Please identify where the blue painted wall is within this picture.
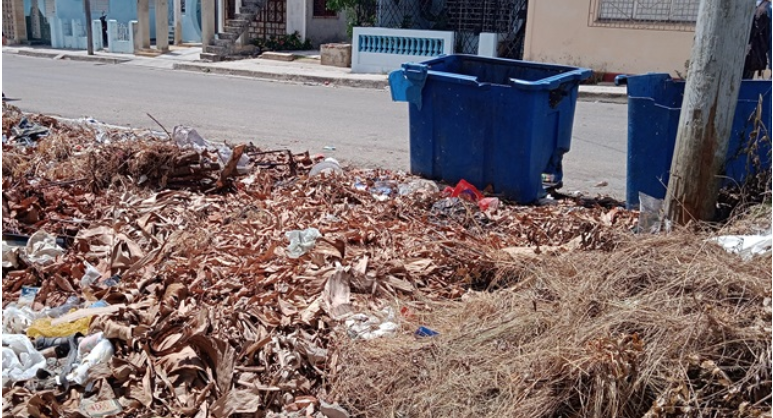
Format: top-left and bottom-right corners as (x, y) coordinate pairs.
(46, 0), (200, 45)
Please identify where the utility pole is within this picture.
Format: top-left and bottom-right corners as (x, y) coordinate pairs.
(84, 0), (94, 55)
(664, 0), (756, 225)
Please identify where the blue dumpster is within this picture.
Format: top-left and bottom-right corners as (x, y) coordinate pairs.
(617, 73), (772, 209)
(389, 55), (592, 204)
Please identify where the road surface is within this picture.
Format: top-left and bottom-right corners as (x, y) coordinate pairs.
(2, 54), (628, 198)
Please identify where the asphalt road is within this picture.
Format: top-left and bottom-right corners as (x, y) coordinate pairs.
(2, 54), (628, 198)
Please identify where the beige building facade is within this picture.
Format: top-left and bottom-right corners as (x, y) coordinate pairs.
(523, 0), (699, 77)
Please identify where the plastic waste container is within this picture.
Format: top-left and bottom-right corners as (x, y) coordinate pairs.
(616, 73), (772, 209)
(389, 55), (592, 204)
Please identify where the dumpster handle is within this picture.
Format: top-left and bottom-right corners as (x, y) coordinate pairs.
(509, 68), (593, 90)
(389, 63), (430, 109)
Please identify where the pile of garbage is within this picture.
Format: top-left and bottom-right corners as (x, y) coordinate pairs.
(333, 230), (771, 418)
(2, 104), (640, 417)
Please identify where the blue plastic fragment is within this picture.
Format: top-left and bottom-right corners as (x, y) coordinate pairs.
(415, 326), (439, 337)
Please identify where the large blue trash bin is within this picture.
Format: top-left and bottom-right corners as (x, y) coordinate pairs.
(617, 73), (772, 209)
(389, 55), (592, 204)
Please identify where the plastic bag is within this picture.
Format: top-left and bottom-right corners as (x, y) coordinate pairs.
(285, 228), (323, 259)
(66, 338), (114, 386)
(444, 179), (484, 202)
(80, 261), (102, 289)
(2, 334), (46, 384)
(398, 179), (439, 196)
(46, 296), (80, 318)
(638, 192), (669, 233)
(309, 158), (343, 177)
(478, 197), (500, 212)
(371, 180), (396, 201)
(345, 308), (399, 340)
(25, 230), (65, 266)
(172, 126), (250, 175)
(711, 233), (773, 261)
(3, 306), (39, 334)
(27, 316), (91, 339)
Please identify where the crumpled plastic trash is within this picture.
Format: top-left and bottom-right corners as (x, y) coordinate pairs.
(443, 179), (484, 202)
(441, 180), (500, 212)
(172, 126), (250, 175)
(2, 334), (47, 385)
(25, 230), (65, 266)
(3, 305), (41, 334)
(65, 338), (114, 386)
(415, 326), (439, 338)
(371, 180), (396, 202)
(285, 228), (323, 259)
(637, 192), (670, 233)
(345, 308), (399, 340)
(10, 117), (49, 146)
(711, 232), (772, 261)
(79, 261), (102, 289)
(18, 286), (40, 307)
(398, 179), (439, 196)
(309, 158), (343, 177)
(2, 240), (24, 269)
(478, 197), (500, 212)
(27, 315), (92, 339)
(45, 296), (80, 318)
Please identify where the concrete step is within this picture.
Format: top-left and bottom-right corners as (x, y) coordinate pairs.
(205, 44), (228, 55)
(227, 19), (250, 27)
(235, 11), (257, 20)
(199, 52), (222, 62)
(213, 38), (232, 47)
(260, 51), (295, 62)
(223, 26), (246, 35)
(218, 31), (240, 40)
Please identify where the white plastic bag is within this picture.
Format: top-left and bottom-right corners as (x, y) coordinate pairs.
(66, 338), (114, 386)
(345, 308), (398, 340)
(711, 232), (773, 261)
(285, 228), (322, 259)
(172, 126), (250, 174)
(2, 334), (46, 384)
(80, 261), (102, 289)
(25, 230), (65, 265)
(3, 306), (39, 334)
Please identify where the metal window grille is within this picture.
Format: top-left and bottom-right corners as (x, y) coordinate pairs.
(374, 0), (528, 58)
(117, 22), (130, 41)
(2, 1), (15, 38)
(313, 0), (337, 17)
(249, 0), (286, 39)
(589, 0), (699, 31)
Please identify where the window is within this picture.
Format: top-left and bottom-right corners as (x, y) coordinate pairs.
(597, 0), (699, 22)
(590, 0), (699, 31)
(313, 0), (336, 17)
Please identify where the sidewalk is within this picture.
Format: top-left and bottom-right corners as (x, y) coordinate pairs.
(2, 45), (628, 101)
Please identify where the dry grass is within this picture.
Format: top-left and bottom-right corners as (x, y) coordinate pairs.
(331, 230), (772, 418)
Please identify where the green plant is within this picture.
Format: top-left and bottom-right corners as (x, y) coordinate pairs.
(326, 0), (377, 38)
(250, 31), (312, 52)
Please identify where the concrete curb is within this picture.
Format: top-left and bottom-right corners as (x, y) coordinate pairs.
(12, 48), (130, 64)
(174, 62), (627, 101)
(578, 88), (628, 104)
(172, 62), (389, 89)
